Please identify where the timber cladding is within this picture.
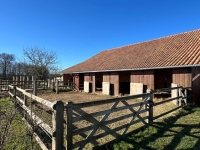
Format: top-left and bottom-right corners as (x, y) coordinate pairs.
(102, 72), (119, 96)
(84, 74), (89, 82)
(172, 68), (191, 87)
(103, 72), (109, 82)
(92, 74), (96, 93)
(83, 73), (95, 93)
(63, 74), (73, 83)
(74, 75), (79, 91)
(130, 70), (154, 90)
(110, 72), (119, 96)
(192, 67), (200, 104)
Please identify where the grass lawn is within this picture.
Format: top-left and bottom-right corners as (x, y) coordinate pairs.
(108, 106), (200, 150)
(0, 97), (41, 150)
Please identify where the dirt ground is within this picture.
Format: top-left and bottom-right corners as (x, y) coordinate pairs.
(37, 90), (115, 103)
(0, 92), (9, 99)
(37, 90), (177, 119)
(37, 90), (172, 104)
(37, 90), (175, 114)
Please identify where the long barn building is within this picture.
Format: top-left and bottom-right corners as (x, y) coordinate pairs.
(61, 29), (200, 104)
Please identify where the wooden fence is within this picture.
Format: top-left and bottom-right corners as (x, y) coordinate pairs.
(8, 85), (64, 150)
(0, 79), (9, 91)
(54, 80), (74, 94)
(7, 85), (192, 150)
(0, 79), (48, 91)
(0, 79), (73, 94)
(55, 80), (73, 89)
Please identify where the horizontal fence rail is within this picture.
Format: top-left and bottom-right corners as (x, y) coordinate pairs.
(8, 85), (64, 150)
(152, 86), (192, 120)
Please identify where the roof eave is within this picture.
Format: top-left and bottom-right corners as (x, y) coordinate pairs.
(62, 64), (200, 74)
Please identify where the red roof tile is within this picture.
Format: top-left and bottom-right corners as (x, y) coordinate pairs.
(61, 29), (200, 74)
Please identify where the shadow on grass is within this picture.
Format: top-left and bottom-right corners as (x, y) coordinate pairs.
(106, 106), (200, 150)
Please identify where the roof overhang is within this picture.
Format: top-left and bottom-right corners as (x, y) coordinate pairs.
(61, 64), (200, 75)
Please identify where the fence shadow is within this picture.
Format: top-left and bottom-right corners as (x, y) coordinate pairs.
(105, 106), (200, 150)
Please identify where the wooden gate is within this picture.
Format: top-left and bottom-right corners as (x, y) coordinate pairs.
(66, 93), (153, 149)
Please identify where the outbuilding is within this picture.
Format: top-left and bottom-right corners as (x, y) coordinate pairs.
(61, 29), (200, 104)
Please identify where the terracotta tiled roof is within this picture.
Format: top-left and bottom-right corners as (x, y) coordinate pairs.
(61, 29), (200, 74)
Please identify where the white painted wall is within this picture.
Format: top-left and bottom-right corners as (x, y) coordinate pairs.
(84, 81), (90, 93)
(102, 82), (110, 95)
(130, 83), (143, 95)
(171, 83), (178, 105)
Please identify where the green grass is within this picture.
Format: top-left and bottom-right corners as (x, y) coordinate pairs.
(108, 106), (200, 150)
(0, 98), (42, 150)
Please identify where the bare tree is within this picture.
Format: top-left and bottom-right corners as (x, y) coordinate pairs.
(23, 46), (60, 80)
(0, 53), (15, 79)
(12, 62), (34, 77)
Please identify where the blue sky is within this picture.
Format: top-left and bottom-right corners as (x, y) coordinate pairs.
(0, 0), (200, 70)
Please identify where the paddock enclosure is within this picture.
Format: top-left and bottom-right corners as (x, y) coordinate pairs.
(1, 78), (191, 150)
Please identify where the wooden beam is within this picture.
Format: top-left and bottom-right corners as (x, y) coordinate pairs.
(66, 102), (73, 150)
(16, 87), (54, 109)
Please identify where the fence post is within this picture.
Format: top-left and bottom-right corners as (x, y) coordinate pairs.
(8, 85), (11, 99)
(16, 76), (19, 86)
(178, 86), (182, 106)
(52, 100), (64, 150)
(6, 80), (8, 91)
(72, 77), (74, 90)
(0, 78), (2, 92)
(66, 102), (73, 150)
(24, 90), (27, 106)
(24, 90), (28, 119)
(56, 80), (58, 94)
(52, 80), (55, 90)
(47, 79), (51, 89)
(146, 89), (153, 125)
(184, 88), (188, 105)
(23, 76), (25, 89)
(20, 76), (22, 89)
(13, 76), (15, 85)
(13, 86), (17, 107)
(33, 80), (37, 96)
(43, 80), (45, 89)
(32, 76), (34, 89)
(67, 79), (69, 89)
(27, 76), (29, 89)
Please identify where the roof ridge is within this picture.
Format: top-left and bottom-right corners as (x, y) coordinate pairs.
(103, 28), (200, 51)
